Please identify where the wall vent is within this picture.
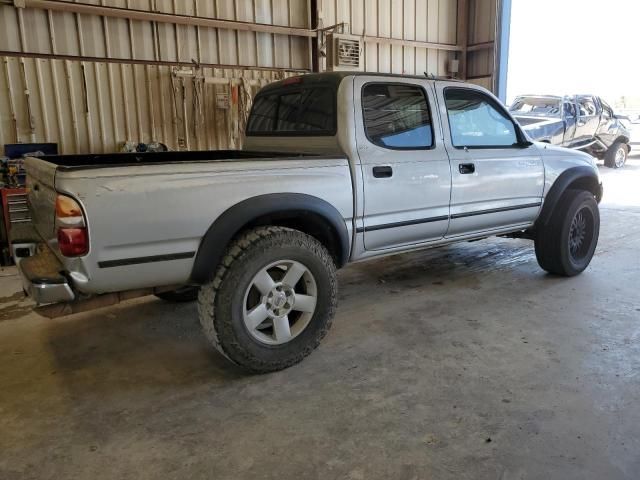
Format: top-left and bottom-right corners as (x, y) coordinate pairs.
(326, 33), (363, 71)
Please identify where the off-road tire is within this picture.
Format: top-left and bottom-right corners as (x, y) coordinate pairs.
(155, 286), (199, 302)
(604, 141), (628, 168)
(198, 226), (338, 373)
(534, 189), (599, 276)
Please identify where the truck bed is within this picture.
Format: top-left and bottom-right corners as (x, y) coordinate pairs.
(38, 150), (343, 171)
(22, 150), (353, 296)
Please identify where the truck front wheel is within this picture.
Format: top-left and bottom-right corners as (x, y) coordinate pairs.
(198, 226), (337, 373)
(534, 190), (600, 276)
(604, 141), (628, 168)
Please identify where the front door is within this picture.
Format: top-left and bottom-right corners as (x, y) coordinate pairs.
(354, 77), (452, 251)
(434, 84), (545, 237)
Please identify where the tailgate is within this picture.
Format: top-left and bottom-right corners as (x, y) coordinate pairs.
(24, 156), (58, 241)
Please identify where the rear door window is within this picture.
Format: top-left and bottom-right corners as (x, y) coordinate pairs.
(247, 87), (336, 135)
(362, 83), (434, 149)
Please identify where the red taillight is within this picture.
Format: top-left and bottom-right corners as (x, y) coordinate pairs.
(58, 227), (89, 257)
(55, 194), (88, 257)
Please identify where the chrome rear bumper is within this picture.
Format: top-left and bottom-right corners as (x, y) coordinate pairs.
(23, 274), (75, 304)
(11, 226), (76, 305)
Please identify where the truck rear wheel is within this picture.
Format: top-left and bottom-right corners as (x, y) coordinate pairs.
(604, 141), (628, 168)
(534, 189), (599, 276)
(198, 226), (337, 373)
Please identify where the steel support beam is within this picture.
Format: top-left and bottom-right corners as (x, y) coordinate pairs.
(495, 0), (512, 101)
(0, 50), (310, 73)
(456, 0), (469, 79)
(361, 35), (462, 52)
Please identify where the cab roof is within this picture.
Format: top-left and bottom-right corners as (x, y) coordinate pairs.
(259, 71), (464, 94)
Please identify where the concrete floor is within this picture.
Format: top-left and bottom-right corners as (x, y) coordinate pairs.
(1, 155), (640, 480)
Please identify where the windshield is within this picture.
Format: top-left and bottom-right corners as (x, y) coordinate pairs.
(509, 97), (562, 117)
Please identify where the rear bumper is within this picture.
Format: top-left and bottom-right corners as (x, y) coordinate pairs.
(10, 226), (76, 305)
(25, 274), (75, 305)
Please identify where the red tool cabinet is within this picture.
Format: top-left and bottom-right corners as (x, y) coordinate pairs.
(1, 187), (30, 250)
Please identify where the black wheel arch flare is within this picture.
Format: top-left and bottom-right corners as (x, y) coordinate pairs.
(190, 193), (351, 284)
(536, 166), (603, 229)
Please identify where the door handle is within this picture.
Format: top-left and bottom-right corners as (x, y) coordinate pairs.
(373, 166), (393, 178)
(458, 163), (475, 174)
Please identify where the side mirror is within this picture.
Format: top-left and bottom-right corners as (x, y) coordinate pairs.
(515, 139), (533, 148)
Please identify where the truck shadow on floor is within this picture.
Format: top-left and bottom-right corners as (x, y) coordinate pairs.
(41, 297), (248, 387)
(32, 238), (556, 395)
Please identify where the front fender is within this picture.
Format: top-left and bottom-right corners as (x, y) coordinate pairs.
(536, 166), (602, 229)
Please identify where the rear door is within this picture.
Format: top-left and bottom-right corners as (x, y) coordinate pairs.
(574, 95), (601, 146)
(434, 84), (544, 237)
(595, 99), (617, 147)
(354, 77), (451, 250)
(561, 99), (578, 146)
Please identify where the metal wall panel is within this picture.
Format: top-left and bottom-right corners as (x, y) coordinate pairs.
(0, 1), (312, 69)
(318, 0), (458, 75)
(0, 55), (293, 153)
(0, 1), (309, 153)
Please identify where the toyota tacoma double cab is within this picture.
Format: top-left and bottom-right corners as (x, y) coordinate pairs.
(13, 73), (603, 372)
(510, 94), (631, 168)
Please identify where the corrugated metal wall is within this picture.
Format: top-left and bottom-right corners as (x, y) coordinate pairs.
(0, 0), (499, 154)
(318, 0), (457, 75)
(0, 1), (312, 69)
(0, 0), (311, 153)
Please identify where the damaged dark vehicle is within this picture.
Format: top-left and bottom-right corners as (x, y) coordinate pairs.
(510, 95), (631, 168)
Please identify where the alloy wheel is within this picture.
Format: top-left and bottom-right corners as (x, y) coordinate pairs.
(242, 260), (317, 345)
(568, 207), (594, 262)
(614, 147), (627, 168)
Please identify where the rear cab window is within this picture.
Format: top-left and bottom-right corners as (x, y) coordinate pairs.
(247, 84), (336, 136)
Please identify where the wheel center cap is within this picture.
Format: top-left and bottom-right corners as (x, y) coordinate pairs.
(273, 292), (287, 308)
(266, 285), (295, 317)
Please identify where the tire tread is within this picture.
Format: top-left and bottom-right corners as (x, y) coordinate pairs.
(535, 189), (599, 276)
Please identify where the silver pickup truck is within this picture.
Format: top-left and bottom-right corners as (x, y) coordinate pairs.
(13, 72), (603, 372)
